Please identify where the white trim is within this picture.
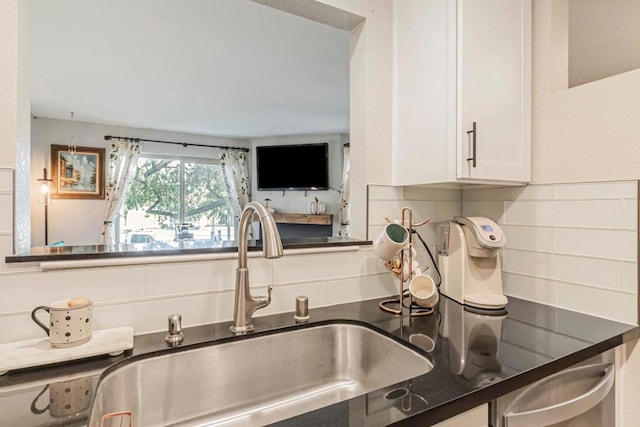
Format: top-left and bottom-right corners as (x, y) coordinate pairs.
(38, 245), (362, 270)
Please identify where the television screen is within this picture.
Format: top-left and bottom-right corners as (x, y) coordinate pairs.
(256, 143), (329, 191)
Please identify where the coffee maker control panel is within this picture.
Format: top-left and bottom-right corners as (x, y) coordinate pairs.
(454, 217), (506, 249)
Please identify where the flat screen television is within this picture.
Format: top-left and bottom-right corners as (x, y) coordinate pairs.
(256, 143), (329, 191)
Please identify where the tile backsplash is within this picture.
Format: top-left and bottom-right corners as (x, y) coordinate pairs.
(463, 181), (638, 325)
(0, 168), (13, 271)
(0, 247), (398, 344)
(367, 185), (463, 285)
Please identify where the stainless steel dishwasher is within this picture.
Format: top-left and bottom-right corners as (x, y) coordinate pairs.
(493, 349), (615, 427)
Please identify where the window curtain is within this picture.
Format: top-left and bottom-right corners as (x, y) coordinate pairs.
(102, 140), (141, 244)
(220, 148), (251, 223)
(338, 144), (350, 237)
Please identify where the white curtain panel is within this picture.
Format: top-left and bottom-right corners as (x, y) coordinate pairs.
(338, 145), (350, 237)
(102, 140), (141, 244)
(220, 149), (251, 221)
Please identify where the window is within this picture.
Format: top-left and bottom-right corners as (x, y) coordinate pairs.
(117, 155), (235, 246)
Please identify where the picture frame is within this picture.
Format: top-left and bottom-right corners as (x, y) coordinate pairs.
(51, 144), (105, 199)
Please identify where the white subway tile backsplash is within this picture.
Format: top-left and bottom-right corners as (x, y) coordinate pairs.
(553, 181), (637, 200)
(433, 201), (463, 222)
(463, 185), (553, 202)
(213, 291), (235, 322)
(403, 187), (462, 202)
(323, 274), (396, 306)
(503, 273), (557, 306)
(548, 254), (621, 291)
(623, 200), (637, 230)
(622, 262), (637, 294)
(500, 225), (555, 252)
(503, 250), (621, 291)
(401, 200), (437, 224)
(273, 250), (369, 284)
(0, 313), (43, 343)
(555, 229), (636, 261)
(503, 200), (623, 228)
(93, 293), (217, 332)
(258, 282), (324, 317)
(145, 258), (270, 297)
(556, 283), (636, 325)
(503, 250), (553, 278)
(0, 169), (12, 192)
(0, 195), (12, 233)
(369, 200), (417, 225)
(368, 185), (404, 200)
(0, 267), (147, 313)
(462, 201), (504, 222)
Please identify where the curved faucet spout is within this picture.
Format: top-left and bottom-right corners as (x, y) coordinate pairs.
(231, 201), (283, 334)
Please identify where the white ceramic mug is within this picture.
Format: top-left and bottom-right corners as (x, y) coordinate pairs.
(409, 274), (439, 308)
(31, 376), (94, 418)
(373, 223), (409, 261)
(31, 298), (93, 348)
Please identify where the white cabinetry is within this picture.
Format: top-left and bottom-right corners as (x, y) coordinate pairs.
(433, 404), (488, 427)
(393, 0), (531, 186)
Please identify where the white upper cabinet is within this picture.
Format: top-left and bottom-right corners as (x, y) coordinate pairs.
(393, 0), (531, 187)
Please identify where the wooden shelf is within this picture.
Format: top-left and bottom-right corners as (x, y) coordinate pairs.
(255, 213), (333, 225)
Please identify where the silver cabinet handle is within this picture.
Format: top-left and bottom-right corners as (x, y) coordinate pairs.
(503, 363), (614, 427)
(466, 121), (477, 168)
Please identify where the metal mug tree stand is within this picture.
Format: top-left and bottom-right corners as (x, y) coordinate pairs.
(379, 207), (434, 317)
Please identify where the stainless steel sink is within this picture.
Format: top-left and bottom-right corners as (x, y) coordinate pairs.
(88, 322), (433, 426)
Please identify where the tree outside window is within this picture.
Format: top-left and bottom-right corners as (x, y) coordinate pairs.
(118, 156), (234, 245)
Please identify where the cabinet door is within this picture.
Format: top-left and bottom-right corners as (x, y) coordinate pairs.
(456, 0), (531, 183)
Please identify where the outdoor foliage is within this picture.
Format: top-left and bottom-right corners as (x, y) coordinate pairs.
(124, 158), (230, 227)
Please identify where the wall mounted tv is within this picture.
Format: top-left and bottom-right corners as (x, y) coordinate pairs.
(256, 143), (329, 191)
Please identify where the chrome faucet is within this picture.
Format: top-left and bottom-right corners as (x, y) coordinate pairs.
(230, 201), (283, 334)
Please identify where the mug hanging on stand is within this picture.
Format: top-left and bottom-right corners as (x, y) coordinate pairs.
(373, 223), (409, 261)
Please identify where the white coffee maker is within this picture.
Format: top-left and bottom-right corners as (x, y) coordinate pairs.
(438, 216), (508, 310)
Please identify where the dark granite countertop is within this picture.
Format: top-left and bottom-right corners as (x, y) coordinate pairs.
(5, 236), (371, 263)
(1, 295), (637, 426)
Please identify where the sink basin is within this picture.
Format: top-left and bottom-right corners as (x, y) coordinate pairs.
(88, 321), (433, 426)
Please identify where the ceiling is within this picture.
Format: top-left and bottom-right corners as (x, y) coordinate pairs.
(29, 0), (350, 139)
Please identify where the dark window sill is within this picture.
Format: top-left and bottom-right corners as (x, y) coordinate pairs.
(5, 237), (372, 264)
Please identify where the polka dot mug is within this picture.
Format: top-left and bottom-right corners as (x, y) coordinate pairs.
(31, 298), (93, 348)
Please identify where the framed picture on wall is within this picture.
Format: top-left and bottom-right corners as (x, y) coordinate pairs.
(51, 144), (105, 199)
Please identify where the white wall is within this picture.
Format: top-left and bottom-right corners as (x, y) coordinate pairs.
(30, 117), (251, 246)
(532, 0), (640, 184)
(0, 0), (30, 254)
(568, 0), (640, 88)
(0, 0), (18, 169)
(251, 133), (347, 234)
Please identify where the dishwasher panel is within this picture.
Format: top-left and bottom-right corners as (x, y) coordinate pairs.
(495, 350), (615, 427)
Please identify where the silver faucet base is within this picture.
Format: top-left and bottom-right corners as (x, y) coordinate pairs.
(230, 324), (254, 334)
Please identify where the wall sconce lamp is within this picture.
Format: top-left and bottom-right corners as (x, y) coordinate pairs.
(36, 168), (52, 245)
